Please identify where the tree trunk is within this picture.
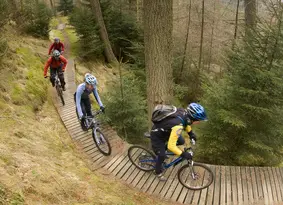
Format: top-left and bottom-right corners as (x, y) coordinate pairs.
(179, 0), (192, 78)
(234, 0), (240, 40)
(198, 0), (204, 71)
(208, 0), (216, 71)
(129, 0), (137, 16)
(89, 0), (118, 64)
(137, 0), (143, 25)
(144, 0), (173, 127)
(244, 0), (257, 31)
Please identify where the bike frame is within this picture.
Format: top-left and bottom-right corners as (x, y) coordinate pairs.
(140, 149), (193, 170)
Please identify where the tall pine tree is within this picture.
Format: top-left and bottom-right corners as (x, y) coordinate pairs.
(198, 2), (283, 166)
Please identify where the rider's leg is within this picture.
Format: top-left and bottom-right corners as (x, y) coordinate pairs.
(80, 99), (88, 131)
(57, 66), (66, 90)
(83, 97), (92, 117)
(50, 67), (56, 87)
(151, 132), (166, 176)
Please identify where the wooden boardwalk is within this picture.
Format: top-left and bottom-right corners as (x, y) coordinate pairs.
(52, 27), (283, 204)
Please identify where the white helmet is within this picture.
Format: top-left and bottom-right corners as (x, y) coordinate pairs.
(85, 73), (97, 85)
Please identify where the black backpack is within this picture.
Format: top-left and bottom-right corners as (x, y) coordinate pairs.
(151, 104), (178, 123)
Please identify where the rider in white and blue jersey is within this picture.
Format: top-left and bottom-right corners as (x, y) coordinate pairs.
(74, 73), (105, 130)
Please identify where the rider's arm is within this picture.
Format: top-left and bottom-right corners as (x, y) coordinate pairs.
(48, 43), (54, 55)
(167, 125), (183, 156)
(43, 57), (52, 76)
(76, 84), (85, 118)
(93, 87), (103, 107)
(60, 56), (68, 71)
(185, 125), (196, 141)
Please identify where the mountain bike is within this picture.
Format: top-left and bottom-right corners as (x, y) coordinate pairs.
(80, 110), (111, 156)
(54, 74), (65, 106)
(127, 135), (214, 190)
(46, 74), (65, 105)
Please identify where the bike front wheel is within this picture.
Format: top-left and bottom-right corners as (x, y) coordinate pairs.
(127, 145), (156, 172)
(56, 84), (65, 106)
(92, 128), (111, 156)
(177, 162), (214, 190)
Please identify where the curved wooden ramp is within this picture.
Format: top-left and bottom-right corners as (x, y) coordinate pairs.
(52, 57), (283, 205)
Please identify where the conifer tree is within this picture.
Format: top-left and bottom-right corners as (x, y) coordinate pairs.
(198, 2), (283, 166)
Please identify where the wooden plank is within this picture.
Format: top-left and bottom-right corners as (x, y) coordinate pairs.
(112, 154), (130, 176)
(190, 164), (208, 205)
(103, 153), (123, 170)
(225, 166), (232, 205)
(131, 170), (146, 187)
(246, 167), (254, 204)
(268, 167), (278, 202)
(236, 166), (243, 205)
(241, 166), (249, 204)
(220, 166), (226, 205)
(250, 167), (258, 203)
(254, 167), (264, 202)
(259, 167), (269, 205)
(159, 163), (180, 198)
(263, 167), (274, 204)
(197, 164), (210, 205)
(116, 156), (135, 179)
(204, 165), (216, 205)
(141, 173), (157, 193)
(212, 165), (221, 205)
(135, 172), (152, 189)
(108, 154), (127, 173)
(274, 167), (283, 202)
(153, 164), (175, 196)
(121, 149), (143, 181)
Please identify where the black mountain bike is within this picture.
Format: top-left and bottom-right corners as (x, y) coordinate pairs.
(54, 74), (65, 106)
(128, 135), (214, 190)
(81, 110), (111, 156)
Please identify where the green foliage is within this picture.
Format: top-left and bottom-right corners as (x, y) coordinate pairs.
(69, 7), (103, 59)
(198, 10), (283, 166)
(69, 0), (143, 63)
(103, 71), (147, 144)
(0, 0), (9, 28)
(0, 36), (8, 60)
(58, 0), (73, 16)
(22, 2), (52, 37)
(15, 47), (48, 111)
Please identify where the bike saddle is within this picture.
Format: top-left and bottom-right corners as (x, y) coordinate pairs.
(144, 132), (151, 138)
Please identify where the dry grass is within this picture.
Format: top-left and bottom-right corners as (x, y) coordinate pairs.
(0, 23), (176, 205)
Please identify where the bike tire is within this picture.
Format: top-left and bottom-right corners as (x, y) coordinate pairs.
(127, 145), (156, 172)
(56, 85), (65, 106)
(92, 128), (111, 156)
(177, 162), (214, 190)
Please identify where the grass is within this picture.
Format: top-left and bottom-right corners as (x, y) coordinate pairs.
(0, 24), (175, 205)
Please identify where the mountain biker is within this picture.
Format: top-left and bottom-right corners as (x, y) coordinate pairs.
(74, 73), (105, 131)
(150, 103), (207, 181)
(44, 50), (68, 91)
(48, 37), (65, 55)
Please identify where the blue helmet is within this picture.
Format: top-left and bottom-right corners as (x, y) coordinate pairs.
(187, 103), (207, 121)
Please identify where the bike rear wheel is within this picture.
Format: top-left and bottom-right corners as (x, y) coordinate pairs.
(56, 84), (65, 106)
(92, 128), (111, 156)
(127, 145), (156, 172)
(178, 162), (213, 190)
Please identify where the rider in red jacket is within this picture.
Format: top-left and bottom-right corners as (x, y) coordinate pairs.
(44, 50), (68, 91)
(48, 37), (65, 55)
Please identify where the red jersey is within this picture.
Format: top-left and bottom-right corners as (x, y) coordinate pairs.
(43, 56), (67, 76)
(48, 42), (65, 55)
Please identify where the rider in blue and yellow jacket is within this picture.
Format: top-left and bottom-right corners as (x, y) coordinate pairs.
(150, 103), (207, 181)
